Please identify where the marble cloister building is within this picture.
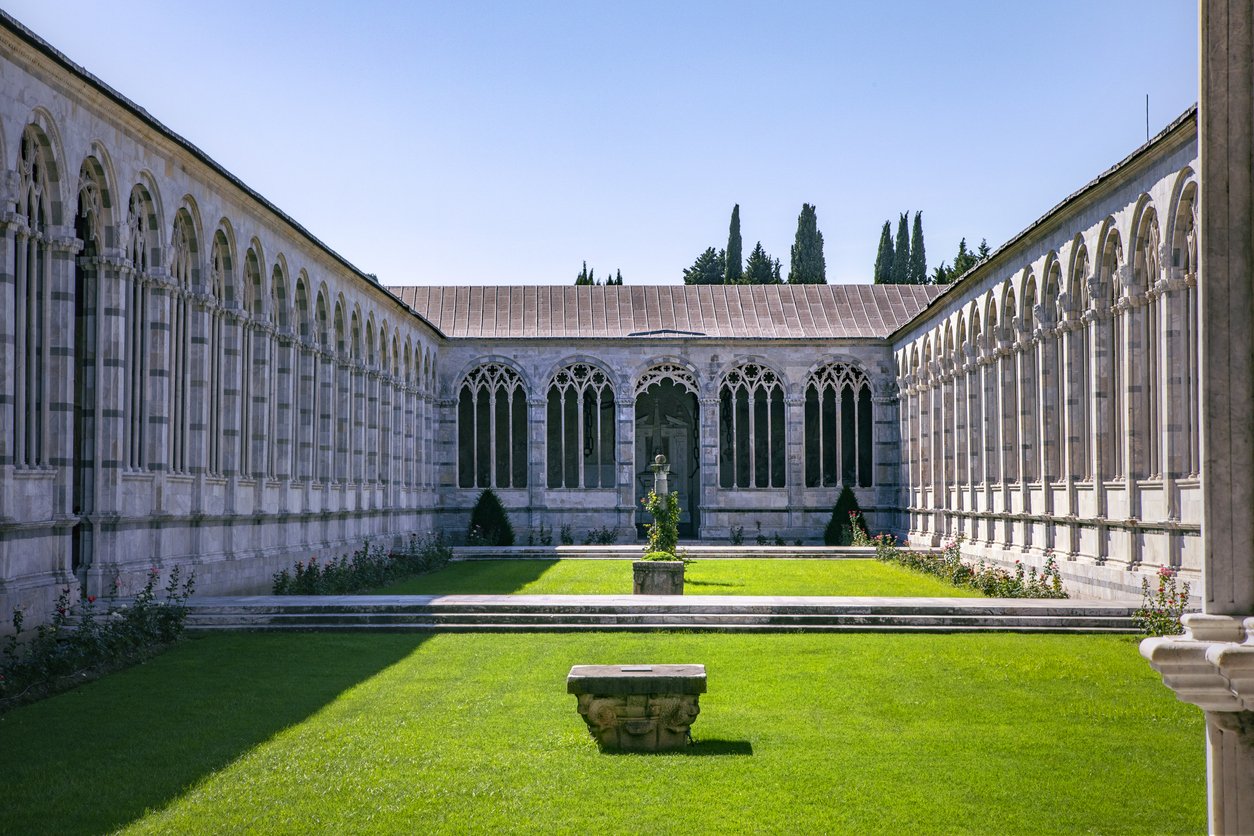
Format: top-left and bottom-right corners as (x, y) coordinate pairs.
(0, 11), (1205, 621)
(8, 4), (1254, 829)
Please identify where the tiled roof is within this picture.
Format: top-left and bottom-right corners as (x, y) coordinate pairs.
(389, 284), (944, 340)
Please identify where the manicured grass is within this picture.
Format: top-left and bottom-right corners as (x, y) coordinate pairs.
(376, 558), (984, 597)
(0, 632), (1203, 834)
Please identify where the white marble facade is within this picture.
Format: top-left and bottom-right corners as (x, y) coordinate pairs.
(893, 112), (1200, 600)
(0, 11), (1203, 624)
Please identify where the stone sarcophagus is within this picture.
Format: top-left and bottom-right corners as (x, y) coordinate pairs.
(567, 664), (706, 752)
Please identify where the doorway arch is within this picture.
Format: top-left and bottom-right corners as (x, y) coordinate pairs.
(634, 364), (699, 537)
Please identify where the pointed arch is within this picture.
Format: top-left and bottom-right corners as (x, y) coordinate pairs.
(1098, 219), (1124, 480)
(457, 360), (529, 489)
(167, 206), (199, 473)
(715, 360), (785, 489)
(546, 360), (619, 489)
(803, 361), (873, 488)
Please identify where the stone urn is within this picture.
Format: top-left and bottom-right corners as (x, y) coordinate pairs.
(567, 664), (706, 752)
(633, 560), (684, 594)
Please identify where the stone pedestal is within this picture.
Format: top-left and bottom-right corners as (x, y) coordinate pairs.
(567, 664), (706, 752)
(633, 560), (684, 595)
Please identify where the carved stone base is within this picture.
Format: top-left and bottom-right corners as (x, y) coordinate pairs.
(574, 692), (701, 751)
(567, 664), (706, 752)
(633, 560), (684, 595)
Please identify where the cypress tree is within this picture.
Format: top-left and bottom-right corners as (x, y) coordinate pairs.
(891, 213), (910, 284)
(873, 221), (894, 284)
(909, 211), (927, 284)
(744, 241), (782, 284)
(788, 203), (827, 284)
(725, 204), (743, 284)
(574, 261), (591, 286)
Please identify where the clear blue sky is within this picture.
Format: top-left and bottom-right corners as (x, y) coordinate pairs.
(6, 1), (1198, 286)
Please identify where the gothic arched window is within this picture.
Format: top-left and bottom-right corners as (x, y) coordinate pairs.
(804, 363), (873, 488)
(547, 363), (616, 488)
(458, 362), (528, 489)
(719, 363), (785, 488)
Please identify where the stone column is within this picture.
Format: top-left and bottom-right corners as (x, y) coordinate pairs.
(616, 386), (634, 536)
(872, 384), (900, 534)
(1085, 287), (1107, 554)
(527, 395), (546, 531)
(785, 394), (805, 533)
(697, 395), (719, 539)
(1142, 5), (1254, 832)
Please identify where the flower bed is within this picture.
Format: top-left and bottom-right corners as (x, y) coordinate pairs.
(872, 534), (1068, 599)
(1, 566), (195, 712)
(272, 533), (452, 595)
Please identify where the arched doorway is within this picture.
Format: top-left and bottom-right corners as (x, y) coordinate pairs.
(634, 366), (699, 537)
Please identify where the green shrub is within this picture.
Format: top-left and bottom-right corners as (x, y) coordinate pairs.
(583, 527), (619, 545)
(272, 533), (453, 595)
(824, 487), (867, 546)
(1134, 567), (1190, 636)
(467, 489), (514, 547)
(642, 551), (679, 562)
(642, 490), (680, 557)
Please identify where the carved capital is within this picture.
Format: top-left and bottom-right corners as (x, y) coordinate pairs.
(1141, 614), (1254, 713)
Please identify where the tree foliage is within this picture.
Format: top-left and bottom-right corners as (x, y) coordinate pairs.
(725, 204), (743, 285)
(744, 241), (782, 284)
(930, 237), (989, 284)
(891, 214), (911, 284)
(683, 247), (727, 285)
(467, 488), (514, 547)
(575, 262), (623, 285)
(824, 486), (867, 546)
(788, 203), (826, 284)
(873, 221), (894, 284)
(909, 211), (927, 285)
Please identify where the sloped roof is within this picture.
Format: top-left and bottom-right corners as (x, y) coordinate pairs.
(389, 284), (943, 340)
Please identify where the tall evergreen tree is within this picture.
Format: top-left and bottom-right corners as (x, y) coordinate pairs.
(610, 269), (624, 286)
(744, 241), (782, 284)
(909, 211), (927, 284)
(725, 204), (743, 284)
(977, 239), (992, 261)
(683, 247), (726, 285)
(788, 203), (827, 284)
(891, 213), (911, 284)
(575, 261), (592, 286)
(873, 221), (894, 284)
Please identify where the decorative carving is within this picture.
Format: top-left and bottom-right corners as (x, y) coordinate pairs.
(635, 363), (697, 396)
(568, 664), (706, 752)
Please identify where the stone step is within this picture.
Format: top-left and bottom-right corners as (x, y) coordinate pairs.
(183, 621), (1137, 635)
(185, 610), (1134, 627)
(162, 593), (1145, 634)
(452, 545), (879, 560)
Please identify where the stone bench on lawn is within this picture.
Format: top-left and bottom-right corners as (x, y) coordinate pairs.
(567, 664), (706, 752)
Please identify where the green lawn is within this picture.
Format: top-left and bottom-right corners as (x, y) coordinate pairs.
(376, 558), (984, 597)
(0, 632), (1203, 834)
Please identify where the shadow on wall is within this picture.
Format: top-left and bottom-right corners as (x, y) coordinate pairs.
(0, 633), (429, 835)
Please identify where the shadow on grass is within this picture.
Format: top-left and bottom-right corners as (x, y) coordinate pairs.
(684, 580), (741, 589)
(0, 632), (429, 836)
(375, 559), (560, 595)
(600, 739), (754, 756)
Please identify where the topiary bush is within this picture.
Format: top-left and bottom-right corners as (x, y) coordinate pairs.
(467, 489), (515, 547)
(824, 486), (867, 546)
